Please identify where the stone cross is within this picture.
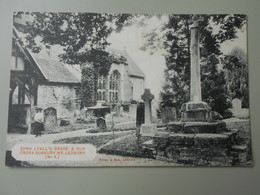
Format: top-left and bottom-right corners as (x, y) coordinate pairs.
(141, 89), (154, 124)
(189, 15), (204, 102)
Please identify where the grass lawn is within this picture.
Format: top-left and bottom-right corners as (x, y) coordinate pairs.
(99, 135), (152, 157)
(53, 131), (132, 148)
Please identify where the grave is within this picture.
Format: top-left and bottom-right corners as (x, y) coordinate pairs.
(136, 102), (145, 129)
(140, 89), (158, 136)
(231, 98), (242, 117)
(44, 107), (57, 131)
(87, 103), (110, 130)
(161, 107), (177, 124)
(115, 101), (121, 116)
(129, 104), (137, 118)
(96, 117), (106, 129)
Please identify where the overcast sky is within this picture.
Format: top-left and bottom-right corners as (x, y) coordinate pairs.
(108, 15), (247, 99)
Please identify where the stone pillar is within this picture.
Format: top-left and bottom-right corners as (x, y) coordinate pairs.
(140, 89), (157, 136)
(190, 15), (203, 102)
(181, 15), (212, 122)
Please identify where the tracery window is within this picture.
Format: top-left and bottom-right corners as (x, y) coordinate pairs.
(109, 70), (121, 103)
(97, 75), (107, 101)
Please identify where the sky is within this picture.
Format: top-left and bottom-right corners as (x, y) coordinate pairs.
(107, 15), (247, 100)
(108, 15), (168, 99)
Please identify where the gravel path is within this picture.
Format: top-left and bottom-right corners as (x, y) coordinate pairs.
(6, 128), (134, 150)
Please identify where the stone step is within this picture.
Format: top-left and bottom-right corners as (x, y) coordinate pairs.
(194, 134), (232, 148)
(153, 132), (236, 149)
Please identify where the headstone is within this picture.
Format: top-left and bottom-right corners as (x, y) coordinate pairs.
(114, 102), (121, 116)
(96, 117), (106, 129)
(161, 107), (177, 124)
(136, 102), (145, 129)
(44, 107), (57, 131)
(74, 110), (81, 120)
(232, 98), (242, 116)
(232, 98), (242, 111)
(140, 89), (158, 136)
(129, 104), (137, 118)
(80, 108), (87, 120)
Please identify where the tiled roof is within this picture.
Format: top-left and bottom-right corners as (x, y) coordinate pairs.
(32, 52), (81, 84)
(109, 49), (145, 78)
(126, 52), (145, 78)
(13, 27), (80, 84)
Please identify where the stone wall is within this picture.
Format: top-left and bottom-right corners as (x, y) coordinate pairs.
(129, 76), (144, 101)
(37, 84), (81, 120)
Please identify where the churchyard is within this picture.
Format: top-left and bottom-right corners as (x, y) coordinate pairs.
(6, 13), (251, 167)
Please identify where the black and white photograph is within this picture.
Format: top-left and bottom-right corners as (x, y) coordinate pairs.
(6, 12), (252, 167)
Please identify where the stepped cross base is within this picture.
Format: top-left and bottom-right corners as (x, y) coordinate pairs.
(180, 102), (213, 122)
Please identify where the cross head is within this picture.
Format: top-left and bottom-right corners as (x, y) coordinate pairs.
(189, 14), (204, 28)
(141, 89), (154, 101)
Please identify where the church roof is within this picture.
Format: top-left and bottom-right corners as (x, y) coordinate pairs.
(13, 27), (80, 84)
(109, 49), (145, 78)
(125, 53), (145, 78)
(14, 25), (144, 83)
(32, 53), (81, 84)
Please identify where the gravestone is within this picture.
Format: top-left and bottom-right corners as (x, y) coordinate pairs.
(112, 102), (121, 116)
(136, 102), (145, 129)
(129, 104), (137, 118)
(161, 107), (177, 124)
(232, 98), (242, 112)
(44, 107), (57, 131)
(120, 106), (124, 115)
(231, 98), (242, 117)
(80, 108), (87, 120)
(140, 89), (158, 136)
(96, 117), (106, 129)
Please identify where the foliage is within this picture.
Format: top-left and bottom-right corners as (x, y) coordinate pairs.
(153, 14), (247, 116)
(14, 12), (130, 107)
(201, 54), (232, 116)
(223, 47), (249, 108)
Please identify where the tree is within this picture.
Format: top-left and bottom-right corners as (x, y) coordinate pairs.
(145, 14), (246, 117)
(14, 12), (131, 107)
(201, 54), (232, 117)
(223, 47), (249, 108)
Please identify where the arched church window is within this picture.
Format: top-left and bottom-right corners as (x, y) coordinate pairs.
(109, 70), (121, 103)
(102, 78), (106, 90)
(115, 92), (118, 101)
(97, 75), (107, 101)
(102, 91), (106, 101)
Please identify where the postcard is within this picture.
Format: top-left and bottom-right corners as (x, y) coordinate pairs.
(6, 12), (251, 167)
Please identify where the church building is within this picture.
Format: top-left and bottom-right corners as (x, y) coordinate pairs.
(97, 49), (145, 105)
(9, 21), (145, 134)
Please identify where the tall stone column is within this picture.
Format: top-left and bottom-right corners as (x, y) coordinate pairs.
(190, 15), (203, 102)
(181, 15), (212, 122)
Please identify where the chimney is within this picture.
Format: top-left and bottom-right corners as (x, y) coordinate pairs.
(45, 45), (51, 58)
